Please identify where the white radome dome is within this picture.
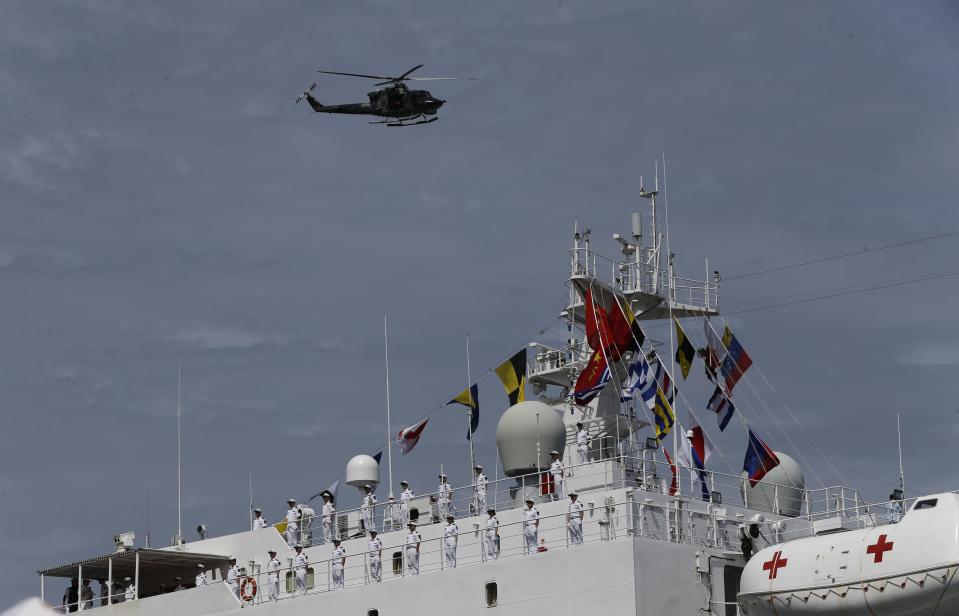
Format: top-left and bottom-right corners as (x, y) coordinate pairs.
(345, 454), (380, 488)
(740, 451), (805, 517)
(496, 400), (566, 477)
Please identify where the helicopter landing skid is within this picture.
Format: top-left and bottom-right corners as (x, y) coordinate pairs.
(370, 115), (438, 127)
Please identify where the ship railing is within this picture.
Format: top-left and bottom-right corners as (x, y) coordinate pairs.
(622, 455), (897, 526)
(288, 459), (629, 546)
(138, 500), (633, 608)
(569, 247), (719, 311)
(527, 340), (591, 378)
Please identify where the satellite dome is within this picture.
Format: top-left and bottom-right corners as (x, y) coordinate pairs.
(496, 401), (566, 477)
(346, 454), (379, 488)
(740, 451), (805, 517)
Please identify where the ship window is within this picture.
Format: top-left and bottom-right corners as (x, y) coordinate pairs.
(485, 581), (498, 607)
(913, 498), (938, 510)
(723, 566), (743, 616)
(368, 610), (379, 616)
(392, 551), (403, 575)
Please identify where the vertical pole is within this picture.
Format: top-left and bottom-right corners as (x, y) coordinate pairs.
(108, 558), (112, 606)
(662, 156), (681, 496)
(897, 413), (905, 498)
(535, 413), (541, 498)
(40, 574), (44, 604)
(249, 468), (254, 531)
(134, 552), (140, 600)
(466, 336), (476, 478)
(177, 361), (182, 545)
(384, 315), (394, 501)
(145, 490), (151, 548)
(78, 565), (83, 611)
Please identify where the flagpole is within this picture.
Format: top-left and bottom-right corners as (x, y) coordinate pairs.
(384, 315), (394, 500)
(897, 413), (905, 498)
(466, 335), (476, 477)
(176, 360), (182, 545)
(249, 468), (254, 531)
(661, 155), (682, 495)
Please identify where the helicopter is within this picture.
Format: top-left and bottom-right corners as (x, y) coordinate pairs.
(295, 65), (475, 127)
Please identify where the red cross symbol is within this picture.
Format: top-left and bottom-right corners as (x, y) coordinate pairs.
(866, 534), (894, 563)
(762, 550), (788, 579)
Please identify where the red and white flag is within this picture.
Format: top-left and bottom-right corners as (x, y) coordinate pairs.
(397, 417), (430, 455)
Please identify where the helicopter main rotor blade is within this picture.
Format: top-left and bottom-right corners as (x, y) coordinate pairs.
(316, 69), (396, 81)
(397, 64), (425, 80)
(405, 77), (478, 81)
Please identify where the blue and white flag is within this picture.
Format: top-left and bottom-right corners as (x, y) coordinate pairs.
(706, 386), (735, 431)
(622, 354), (656, 408)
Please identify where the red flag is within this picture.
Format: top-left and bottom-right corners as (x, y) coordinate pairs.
(573, 347), (610, 405)
(397, 417), (429, 455)
(584, 288), (643, 362)
(583, 287), (612, 352)
(663, 448), (678, 496)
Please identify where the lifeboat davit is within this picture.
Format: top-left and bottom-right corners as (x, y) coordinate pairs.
(738, 493), (959, 615)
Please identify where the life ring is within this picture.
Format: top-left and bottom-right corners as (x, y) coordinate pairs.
(239, 577), (257, 601)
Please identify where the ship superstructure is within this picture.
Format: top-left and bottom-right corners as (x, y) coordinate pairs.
(34, 183), (959, 616)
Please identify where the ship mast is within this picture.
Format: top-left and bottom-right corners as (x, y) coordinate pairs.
(384, 315), (394, 500)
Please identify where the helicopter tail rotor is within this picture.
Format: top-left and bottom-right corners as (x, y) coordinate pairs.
(295, 83), (317, 104)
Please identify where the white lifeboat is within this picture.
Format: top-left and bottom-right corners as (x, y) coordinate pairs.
(738, 493), (959, 615)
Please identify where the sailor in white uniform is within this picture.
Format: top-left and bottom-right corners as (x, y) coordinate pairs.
(331, 538), (346, 589)
(399, 481), (414, 525)
(485, 508), (500, 561)
(549, 450), (565, 500)
(266, 549), (281, 602)
(285, 498), (300, 547)
(576, 422), (589, 465)
(567, 491), (585, 545)
(293, 544), (309, 596)
(123, 577), (136, 601)
(321, 492), (336, 544)
(299, 503), (315, 546)
(437, 474), (453, 520)
(443, 514), (459, 568)
(252, 508), (268, 530)
(405, 522), (422, 575)
(360, 484), (376, 533)
(194, 564), (207, 587)
(226, 556), (240, 597)
(367, 529), (383, 582)
(473, 465), (488, 514)
(523, 498), (540, 555)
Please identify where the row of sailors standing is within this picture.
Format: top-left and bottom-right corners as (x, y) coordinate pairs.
(253, 465), (491, 545)
(79, 493), (587, 608)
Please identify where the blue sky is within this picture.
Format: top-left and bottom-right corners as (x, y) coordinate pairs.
(1, 0), (958, 606)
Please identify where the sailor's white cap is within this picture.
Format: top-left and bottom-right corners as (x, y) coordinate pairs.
(474, 464), (483, 470)
(294, 543), (303, 549)
(228, 555), (236, 561)
(438, 473), (447, 478)
(407, 521), (416, 527)
(363, 484), (372, 489)
(525, 497), (535, 503)
(287, 498), (296, 503)
(253, 508), (262, 513)
(196, 564), (204, 569)
(569, 490), (578, 497)
(400, 480), (409, 485)
(267, 549), (276, 554)
(550, 450), (560, 455)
